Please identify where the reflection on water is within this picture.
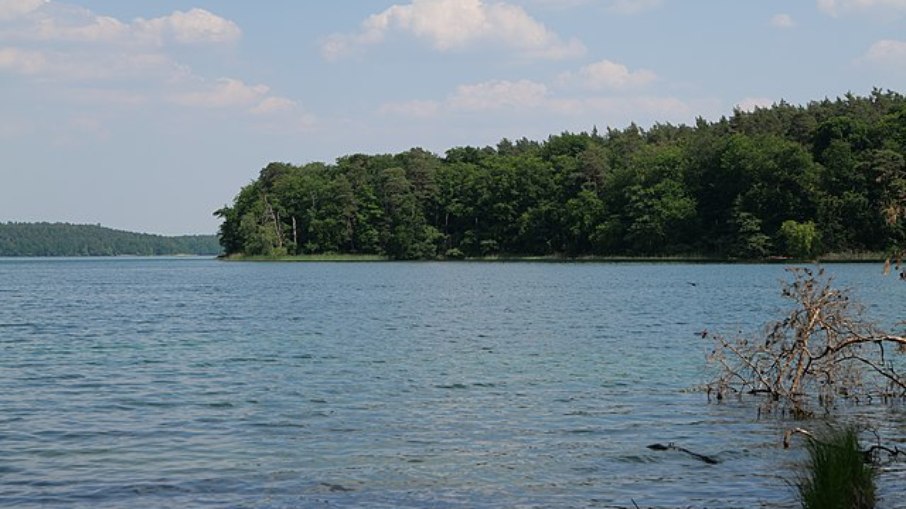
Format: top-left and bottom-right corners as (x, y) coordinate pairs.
(0, 258), (903, 508)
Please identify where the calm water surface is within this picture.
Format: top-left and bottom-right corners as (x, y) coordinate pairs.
(1, 258), (903, 508)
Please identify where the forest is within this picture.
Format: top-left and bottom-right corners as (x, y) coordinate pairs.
(216, 90), (906, 260)
(0, 222), (221, 256)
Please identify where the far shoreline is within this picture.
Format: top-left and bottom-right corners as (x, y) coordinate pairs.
(219, 251), (888, 264)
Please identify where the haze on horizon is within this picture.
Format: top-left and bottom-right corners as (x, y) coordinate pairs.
(1, 0), (904, 235)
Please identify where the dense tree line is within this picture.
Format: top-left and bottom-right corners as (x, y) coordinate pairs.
(217, 90), (906, 260)
(0, 222), (221, 256)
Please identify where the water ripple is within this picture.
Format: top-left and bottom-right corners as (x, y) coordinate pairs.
(1, 259), (904, 508)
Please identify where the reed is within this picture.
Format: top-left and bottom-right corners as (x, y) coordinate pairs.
(797, 426), (875, 509)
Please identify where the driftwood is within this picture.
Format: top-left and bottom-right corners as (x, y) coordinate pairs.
(647, 443), (720, 465)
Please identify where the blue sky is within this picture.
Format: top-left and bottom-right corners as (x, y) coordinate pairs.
(1, 0), (904, 235)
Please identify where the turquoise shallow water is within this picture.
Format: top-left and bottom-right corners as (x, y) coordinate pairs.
(0, 258), (903, 508)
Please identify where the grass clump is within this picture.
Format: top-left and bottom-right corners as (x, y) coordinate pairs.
(797, 426), (875, 509)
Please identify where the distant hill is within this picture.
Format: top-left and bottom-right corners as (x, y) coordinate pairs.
(0, 222), (221, 256)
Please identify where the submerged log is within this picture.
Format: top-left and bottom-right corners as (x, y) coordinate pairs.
(647, 443), (720, 464)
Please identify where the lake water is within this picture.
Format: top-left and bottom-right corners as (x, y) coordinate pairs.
(1, 258), (904, 508)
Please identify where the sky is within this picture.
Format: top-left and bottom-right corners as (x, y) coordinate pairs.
(1, 0), (905, 235)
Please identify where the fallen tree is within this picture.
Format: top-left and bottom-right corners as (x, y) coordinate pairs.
(706, 267), (906, 416)
(705, 267), (906, 507)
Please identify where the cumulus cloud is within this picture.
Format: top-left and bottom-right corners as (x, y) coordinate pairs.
(380, 79), (548, 117)
(171, 78), (300, 117)
(770, 13), (796, 28)
(0, 0), (46, 20)
(4, 3), (240, 45)
(0, 3), (249, 92)
(1, 2), (308, 139)
(0, 46), (185, 81)
(818, 0), (906, 16)
(449, 79), (548, 110)
(378, 55), (676, 122)
(557, 59), (656, 90)
(322, 0), (585, 60)
(378, 69), (699, 127)
(863, 39), (906, 67)
(172, 78), (270, 109)
(132, 8), (241, 45)
(32, 13), (127, 42)
(0, 3), (294, 116)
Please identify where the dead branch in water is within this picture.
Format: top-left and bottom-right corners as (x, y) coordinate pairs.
(707, 267), (906, 415)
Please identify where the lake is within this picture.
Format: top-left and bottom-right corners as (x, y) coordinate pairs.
(1, 258), (903, 508)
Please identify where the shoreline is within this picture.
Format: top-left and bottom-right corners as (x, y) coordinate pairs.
(220, 252), (888, 264)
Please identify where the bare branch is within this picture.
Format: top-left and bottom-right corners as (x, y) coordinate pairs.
(707, 267), (906, 413)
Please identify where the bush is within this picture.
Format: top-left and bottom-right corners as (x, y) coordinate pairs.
(780, 220), (821, 259)
(444, 247), (465, 259)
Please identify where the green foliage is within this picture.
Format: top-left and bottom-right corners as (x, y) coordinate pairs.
(798, 427), (875, 509)
(216, 90), (906, 260)
(625, 180), (696, 255)
(0, 222), (220, 256)
(730, 209), (771, 259)
(780, 220), (821, 259)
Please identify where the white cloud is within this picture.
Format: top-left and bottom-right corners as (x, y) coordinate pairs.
(818, 0), (906, 16)
(1, 2), (311, 145)
(250, 96), (298, 115)
(5, 3), (240, 45)
(0, 47), (185, 81)
(449, 79), (548, 110)
(864, 39), (906, 67)
(0, 0), (46, 20)
(558, 59), (656, 90)
(246, 97), (317, 133)
(133, 8), (241, 45)
(173, 78), (270, 109)
(735, 97), (775, 112)
(33, 13), (127, 42)
(378, 72), (701, 128)
(322, 0), (585, 60)
(170, 78), (301, 117)
(770, 13), (796, 28)
(0, 4), (291, 117)
(0, 47), (46, 74)
(379, 79), (548, 117)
